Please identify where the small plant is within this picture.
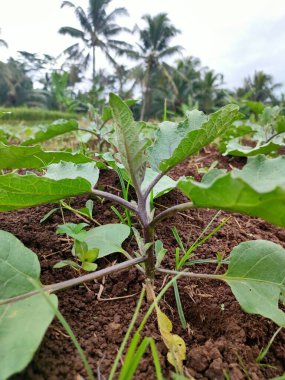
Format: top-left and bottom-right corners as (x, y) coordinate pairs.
(1, 94), (285, 378)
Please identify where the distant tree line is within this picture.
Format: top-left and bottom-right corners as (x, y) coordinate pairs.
(0, 0), (284, 119)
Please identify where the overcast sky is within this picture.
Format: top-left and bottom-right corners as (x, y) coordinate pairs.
(1, 0), (285, 92)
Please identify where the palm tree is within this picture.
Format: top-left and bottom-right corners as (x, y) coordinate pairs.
(237, 71), (282, 103)
(195, 69), (226, 113)
(58, 0), (130, 85)
(120, 13), (182, 120)
(0, 28), (8, 48)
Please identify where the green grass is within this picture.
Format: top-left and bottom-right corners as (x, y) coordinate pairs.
(0, 107), (77, 123)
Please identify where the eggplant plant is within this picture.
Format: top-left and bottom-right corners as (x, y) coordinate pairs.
(221, 104), (285, 157)
(1, 94), (285, 378)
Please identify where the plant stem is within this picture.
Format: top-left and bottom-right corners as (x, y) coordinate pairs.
(156, 267), (222, 280)
(143, 171), (165, 200)
(150, 202), (195, 227)
(90, 189), (138, 214)
(0, 257), (145, 306)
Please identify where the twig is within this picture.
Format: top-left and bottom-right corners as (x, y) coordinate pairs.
(90, 189), (138, 214)
(0, 257), (146, 306)
(150, 202), (195, 227)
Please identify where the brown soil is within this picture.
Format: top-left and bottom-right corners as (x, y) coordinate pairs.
(1, 147), (285, 380)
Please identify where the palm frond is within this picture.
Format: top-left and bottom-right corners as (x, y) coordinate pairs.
(58, 26), (85, 40)
(0, 39), (8, 48)
(61, 1), (76, 9)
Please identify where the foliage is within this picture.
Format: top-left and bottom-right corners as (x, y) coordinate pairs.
(221, 105), (285, 157)
(0, 107), (76, 122)
(0, 230), (57, 379)
(59, 0), (130, 84)
(119, 13), (182, 120)
(1, 94), (285, 378)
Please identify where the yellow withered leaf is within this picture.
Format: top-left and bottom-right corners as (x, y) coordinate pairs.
(156, 307), (186, 373)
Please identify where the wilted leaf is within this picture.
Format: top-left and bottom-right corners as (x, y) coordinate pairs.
(156, 307), (186, 373)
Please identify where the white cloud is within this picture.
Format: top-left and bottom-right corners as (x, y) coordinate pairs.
(0, 0), (284, 91)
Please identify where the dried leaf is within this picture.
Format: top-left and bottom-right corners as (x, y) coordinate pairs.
(156, 308), (186, 373)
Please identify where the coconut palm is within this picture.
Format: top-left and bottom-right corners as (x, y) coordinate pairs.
(58, 0), (130, 85)
(0, 28), (8, 48)
(120, 13), (182, 120)
(237, 71), (282, 103)
(194, 69), (226, 113)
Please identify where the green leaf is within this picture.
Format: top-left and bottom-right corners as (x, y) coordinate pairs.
(109, 93), (148, 191)
(142, 168), (177, 199)
(56, 223), (88, 241)
(0, 174), (92, 212)
(102, 105), (113, 122)
(40, 207), (59, 223)
(21, 119), (78, 146)
(223, 240), (285, 327)
(0, 230), (40, 298)
(276, 116), (285, 133)
(148, 105), (240, 172)
(0, 230), (57, 379)
(0, 143), (93, 170)
(53, 260), (81, 270)
(44, 161), (99, 187)
(0, 295), (57, 380)
(81, 262), (98, 271)
(84, 248), (100, 262)
(224, 139), (281, 157)
(246, 100), (265, 115)
(84, 224), (130, 258)
(178, 155), (285, 227)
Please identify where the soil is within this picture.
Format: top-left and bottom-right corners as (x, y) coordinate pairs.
(1, 146), (285, 380)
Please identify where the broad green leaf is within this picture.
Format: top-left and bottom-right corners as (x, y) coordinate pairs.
(148, 105), (240, 173)
(223, 240), (285, 326)
(0, 230), (57, 379)
(224, 139), (281, 157)
(0, 230), (40, 298)
(0, 295), (57, 380)
(276, 116), (285, 133)
(109, 93), (148, 191)
(178, 155), (285, 227)
(0, 143), (93, 169)
(21, 119), (78, 146)
(141, 168), (177, 199)
(0, 174), (91, 212)
(44, 161), (99, 187)
(84, 224), (130, 258)
(246, 100), (265, 115)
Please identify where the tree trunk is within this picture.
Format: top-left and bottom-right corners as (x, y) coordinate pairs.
(92, 45), (96, 86)
(140, 66), (151, 121)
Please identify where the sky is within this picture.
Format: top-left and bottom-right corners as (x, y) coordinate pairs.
(0, 0), (285, 92)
